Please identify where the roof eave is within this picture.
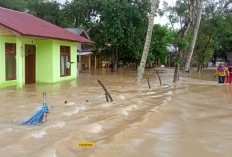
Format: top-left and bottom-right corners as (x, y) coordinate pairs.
(0, 24), (94, 44)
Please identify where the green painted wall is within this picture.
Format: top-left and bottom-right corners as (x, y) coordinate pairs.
(52, 40), (77, 82)
(36, 39), (77, 83)
(0, 36), (17, 88)
(0, 34), (78, 88)
(36, 39), (54, 83)
(0, 36), (3, 86)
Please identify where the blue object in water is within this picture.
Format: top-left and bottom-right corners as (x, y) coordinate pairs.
(22, 93), (49, 126)
(22, 105), (49, 125)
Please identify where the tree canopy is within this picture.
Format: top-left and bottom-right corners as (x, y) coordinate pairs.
(0, 0), (231, 71)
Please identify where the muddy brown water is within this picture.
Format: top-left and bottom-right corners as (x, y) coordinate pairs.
(0, 68), (232, 157)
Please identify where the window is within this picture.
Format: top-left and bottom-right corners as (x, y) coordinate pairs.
(5, 43), (16, 80)
(60, 46), (71, 76)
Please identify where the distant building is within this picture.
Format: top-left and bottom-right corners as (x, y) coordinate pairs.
(66, 28), (100, 70)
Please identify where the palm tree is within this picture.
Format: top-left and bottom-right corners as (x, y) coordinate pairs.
(136, 0), (158, 82)
(185, 0), (203, 71)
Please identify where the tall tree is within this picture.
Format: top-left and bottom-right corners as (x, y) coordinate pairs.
(150, 24), (175, 65)
(26, 0), (62, 26)
(185, 0), (203, 71)
(0, 0), (26, 11)
(89, 0), (149, 72)
(136, 0), (158, 82)
(163, 0), (199, 82)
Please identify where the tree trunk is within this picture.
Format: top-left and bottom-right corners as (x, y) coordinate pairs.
(111, 50), (118, 72)
(185, 0), (203, 71)
(173, 63), (180, 83)
(136, 0), (158, 82)
(173, 50), (180, 83)
(176, 0), (198, 70)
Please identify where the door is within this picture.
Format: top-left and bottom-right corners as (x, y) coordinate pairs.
(25, 44), (36, 84)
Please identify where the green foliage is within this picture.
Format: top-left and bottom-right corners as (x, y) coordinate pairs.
(202, 0), (232, 61)
(194, 34), (215, 64)
(0, 0), (65, 26)
(0, 0), (26, 11)
(173, 0), (188, 18)
(147, 53), (155, 64)
(163, 0), (190, 30)
(216, 15), (232, 54)
(176, 37), (189, 51)
(26, 1), (62, 26)
(150, 24), (176, 65)
(162, 0), (232, 68)
(7, 0), (232, 69)
(88, 0), (150, 64)
(61, 0), (103, 28)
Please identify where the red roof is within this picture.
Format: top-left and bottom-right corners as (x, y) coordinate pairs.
(0, 7), (94, 44)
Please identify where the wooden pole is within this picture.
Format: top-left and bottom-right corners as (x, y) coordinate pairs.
(105, 92), (109, 102)
(148, 77), (151, 89)
(42, 92), (47, 123)
(98, 80), (113, 102)
(156, 71), (162, 86)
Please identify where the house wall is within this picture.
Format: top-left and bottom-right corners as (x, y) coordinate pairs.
(36, 39), (54, 83)
(52, 40), (77, 82)
(82, 55), (90, 69)
(36, 39), (77, 83)
(80, 55), (103, 69)
(0, 36), (18, 88)
(0, 35), (78, 88)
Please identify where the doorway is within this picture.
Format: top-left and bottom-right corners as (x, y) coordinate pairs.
(25, 44), (36, 84)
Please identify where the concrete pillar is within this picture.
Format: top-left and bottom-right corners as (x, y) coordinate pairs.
(77, 43), (82, 72)
(95, 55), (97, 68)
(77, 51), (82, 72)
(88, 55), (91, 69)
(16, 37), (23, 89)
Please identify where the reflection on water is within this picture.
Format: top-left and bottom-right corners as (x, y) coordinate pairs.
(1, 68), (232, 157)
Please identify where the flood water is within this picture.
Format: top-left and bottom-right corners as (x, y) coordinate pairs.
(1, 68), (232, 157)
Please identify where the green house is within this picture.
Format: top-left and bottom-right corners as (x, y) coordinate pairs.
(0, 7), (94, 89)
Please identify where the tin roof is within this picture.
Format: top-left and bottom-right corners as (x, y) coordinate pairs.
(0, 7), (94, 44)
(65, 28), (90, 39)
